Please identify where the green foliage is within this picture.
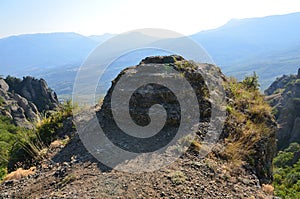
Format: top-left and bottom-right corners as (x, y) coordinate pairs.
(285, 143), (300, 153)
(273, 143), (300, 198)
(223, 76), (274, 174)
(0, 115), (32, 180)
(0, 167), (7, 180)
(241, 72), (260, 90)
(37, 100), (73, 145)
(0, 96), (4, 106)
(0, 100), (74, 181)
(273, 151), (294, 168)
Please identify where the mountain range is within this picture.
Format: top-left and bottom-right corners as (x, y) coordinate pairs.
(1, 12), (300, 96)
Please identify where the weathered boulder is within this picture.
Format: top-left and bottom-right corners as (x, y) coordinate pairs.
(0, 82), (40, 128)
(0, 76), (58, 128)
(0, 78), (9, 92)
(97, 55), (214, 153)
(11, 93), (39, 122)
(5, 76), (59, 112)
(97, 55), (275, 183)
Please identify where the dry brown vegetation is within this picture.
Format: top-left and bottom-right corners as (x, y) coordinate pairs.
(2, 167), (36, 182)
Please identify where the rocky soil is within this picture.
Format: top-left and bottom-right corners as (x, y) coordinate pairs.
(0, 135), (275, 199)
(0, 56), (278, 198)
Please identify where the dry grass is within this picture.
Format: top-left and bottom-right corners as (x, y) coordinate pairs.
(190, 140), (202, 153)
(2, 167), (36, 182)
(167, 171), (187, 185)
(222, 77), (275, 168)
(262, 184), (274, 195)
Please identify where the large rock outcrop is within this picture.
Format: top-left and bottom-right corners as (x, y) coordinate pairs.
(0, 76), (59, 128)
(5, 76), (59, 112)
(97, 55), (214, 153)
(0, 56), (277, 198)
(97, 55), (276, 183)
(265, 68), (300, 150)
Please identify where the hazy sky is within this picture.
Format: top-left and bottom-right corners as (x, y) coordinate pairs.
(1, 0), (300, 38)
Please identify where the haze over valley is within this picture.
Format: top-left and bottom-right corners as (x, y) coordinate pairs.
(1, 12), (300, 97)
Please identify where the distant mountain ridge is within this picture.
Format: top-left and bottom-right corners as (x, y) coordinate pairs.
(0, 32), (99, 75)
(1, 12), (300, 95)
(191, 12), (300, 87)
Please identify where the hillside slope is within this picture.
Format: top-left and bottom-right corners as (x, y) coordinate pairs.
(0, 56), (277, 198)
(265, 69), (300, 198)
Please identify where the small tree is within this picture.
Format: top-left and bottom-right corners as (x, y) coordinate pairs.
(242, 72), (260, 90)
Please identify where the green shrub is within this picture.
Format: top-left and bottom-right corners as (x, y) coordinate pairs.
(219, 74), (278, 185)
(0, 100), (74, 181)
(241, 72), (260, 90)
(285, 143), (300, 153)
(0, 96), (4, 106)
(273, 151), (294, 168)
(273, 143), (300, 198)
(0, 167), (7, 180)
(36, 100), (73, 145)
(0, 115), (33, 180)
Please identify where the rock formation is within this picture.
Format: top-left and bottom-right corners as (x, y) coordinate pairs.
(98, 55), (275, 183)
(265, 68), (300, 150)
(5, 76), (59, 112)
(0, 76), (59, 128)
(97, 55), (214, 154)
(0, 56), (277, 198)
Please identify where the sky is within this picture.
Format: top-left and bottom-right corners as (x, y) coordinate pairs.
(1, 0), (300, 38)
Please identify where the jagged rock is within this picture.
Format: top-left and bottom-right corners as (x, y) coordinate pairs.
(290, 117), (300, 143)
(0, 85), (39, 128)
(0, 78), (9, 92)
(98, 55), (274, 183)
(264, 75), (292, 96)
(265, 68), (300, 150)
(97, 55), (212, 153)
(11, 93), (39, 121)
(0, 76), (58, 128)
(0, 56), (277, 198)
(5, 76), (59, 112)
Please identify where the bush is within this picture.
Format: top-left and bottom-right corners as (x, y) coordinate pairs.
(273, 143), (300, 198)
(241, 72), (260, 90)
(0, 96), (4, 106)
(0, 167), (7, 181)
(36, 100), (73, 145)
(273, 151), (294, 168)
(0, 115), (33, 180)
(0, 100), (74, 181)
(221, 75), (275, 182)
(285, 143), (300, 153)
